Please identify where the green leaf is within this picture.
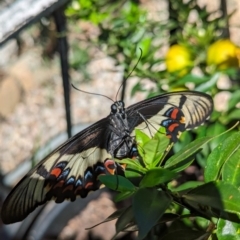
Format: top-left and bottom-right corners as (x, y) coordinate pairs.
(125, 168), (143, 178)
(135, 129), (150, 159)
(137, 37), (152, 57)
(228, 90), (240, 111)
(114, 191), (134, 202)
(206, 122), (228, 150)
(99, 175), (136, 192)
(115, 206), (134, 234)
(227, 109), (240, 122)
(135, 129), (151, 147)
(115, 158), (146, 174)
(205, 143), (223, 182)
(222, 145), (240, 188)
(140, 168), (178, 187)
(171, 181), (203, 192)
(217, 219), (240, 240)
(134, 127), (170, 168)
(151, 132), (170, 167)
(142, 139), (160, 167)
(166, 125), (238, 173)
(205, 131), (240, 182)
(133, 188), (172, 239)
(171, 74), (212, 87)
(195, 73), (220, 92)
(182, 181), (240, 221)
(164, 136), (211, 170)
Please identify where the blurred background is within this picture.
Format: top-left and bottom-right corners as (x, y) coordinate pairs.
(0, 0), (240, 239)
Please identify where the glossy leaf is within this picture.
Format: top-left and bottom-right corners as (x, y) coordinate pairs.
(135, 129), (150, 148)
(204, 142), (223, 182)
(99, 175), (136, 192)
(140, 167), (178, 187)
(142, 139), (161, 167)
(195, 73), (220, 92)
(228, 90), (240, 110)
(164, 136), (211, 170)
(114, 191), (134, 202)
(151, 133), (170, 167)
(226, 109), (240, 123)
(125, 168), (143, 178)
(217, 219), (240, 240)
(205, 131), (240, 182)
(115, 206), (134, 234)
(171, 181), (203, 192)
(135, 127), (169, 168)
(115, 158), (146, 174)
(222, 148), (240, 188)
(133, 188), (172, 239)
(182, 181), (240, 221)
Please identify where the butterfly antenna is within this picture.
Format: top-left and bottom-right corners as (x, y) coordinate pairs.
(71, 84), (114, 103)
(115, 48), (143, 101)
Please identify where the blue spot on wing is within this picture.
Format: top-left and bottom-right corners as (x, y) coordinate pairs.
(66, 176), (75, 185)
(164, 107), (174, 117)
(58, 168), (70, 180)
(76, 179), (82, 187)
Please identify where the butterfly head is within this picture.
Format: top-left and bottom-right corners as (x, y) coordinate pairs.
(111, 101), (126, 118)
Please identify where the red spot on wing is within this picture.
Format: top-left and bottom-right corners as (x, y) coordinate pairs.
(63, 185), (74, 192)
(104, 159), (116, 175)
(50, 168), (62, 178)
(168, 123), (179, 132)
(53, 180), (64, 189)
(74, 186), (83, 195)
(170, 108), (179, 120)
(85, 182), (93, 189)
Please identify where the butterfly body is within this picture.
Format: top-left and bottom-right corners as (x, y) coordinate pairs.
(1, 91), (213, 224)
(108, 100), (133, 158)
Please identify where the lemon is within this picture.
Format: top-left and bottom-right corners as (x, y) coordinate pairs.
(165, 44), (193, 76)
(207, 39), (240, 70)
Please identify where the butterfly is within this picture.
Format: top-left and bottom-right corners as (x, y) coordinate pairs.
(1, 91), (213, 224)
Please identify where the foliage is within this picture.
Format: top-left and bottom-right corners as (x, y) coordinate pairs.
(96, 128), (240, 240)
(66, 0), (169, 95)
(63, 1), (240, 239)
(65, 0), (240, 153)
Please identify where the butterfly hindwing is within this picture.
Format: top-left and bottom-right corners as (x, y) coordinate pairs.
(1, 119), (123, 224)
(1, 91), (213, 224)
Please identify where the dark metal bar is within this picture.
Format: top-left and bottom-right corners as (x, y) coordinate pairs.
(220, 0), (230, 38)
(53, 7), (72, 138)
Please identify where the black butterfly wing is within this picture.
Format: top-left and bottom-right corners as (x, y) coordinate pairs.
(1, 91), (213, 224)
(1, 118), (121, 224)
(126, 91), (213, 141)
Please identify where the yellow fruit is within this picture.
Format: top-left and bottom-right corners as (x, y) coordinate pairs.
(165, 44), (193, 76)
(207, 39), (240, 70)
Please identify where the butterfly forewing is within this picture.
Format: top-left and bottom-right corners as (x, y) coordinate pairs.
(127, 91), (213, 140)
(1, 119), (114, 224)
(1, 91), (213, 224)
